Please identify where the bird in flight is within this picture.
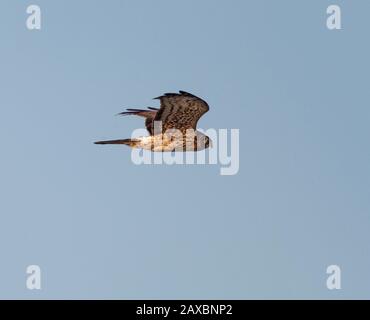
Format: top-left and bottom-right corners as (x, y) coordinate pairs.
(95, 91), (212, 152)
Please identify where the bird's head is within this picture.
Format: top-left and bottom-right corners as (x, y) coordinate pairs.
(205, 136), (213, 149)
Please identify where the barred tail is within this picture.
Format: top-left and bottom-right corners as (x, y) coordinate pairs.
(94, 139), (138, 146)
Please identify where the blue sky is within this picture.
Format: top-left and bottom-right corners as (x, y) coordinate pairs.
(0, 0), (369, 299)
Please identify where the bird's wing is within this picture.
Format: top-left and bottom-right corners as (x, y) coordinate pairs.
(153, 91), (209, 133)
(118, 107), (159, 135)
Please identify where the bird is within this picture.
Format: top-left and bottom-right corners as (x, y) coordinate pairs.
(94, 91), (212, 152)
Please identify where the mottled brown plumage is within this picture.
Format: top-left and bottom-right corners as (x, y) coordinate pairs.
(153, 91), (209, 133)
(95, 91), (211, 152)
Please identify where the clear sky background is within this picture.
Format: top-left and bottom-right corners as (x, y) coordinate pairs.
(0, 0), (369, 299)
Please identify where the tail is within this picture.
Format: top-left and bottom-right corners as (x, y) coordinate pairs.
(117, 107), (158, 118)
(94, 139), (138, 146)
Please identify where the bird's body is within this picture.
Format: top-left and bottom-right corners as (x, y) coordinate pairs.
(95, 91), (211, 152)
(96, 131), (210, 152)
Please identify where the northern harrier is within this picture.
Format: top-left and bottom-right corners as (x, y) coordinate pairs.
(94, 91), (212, 152)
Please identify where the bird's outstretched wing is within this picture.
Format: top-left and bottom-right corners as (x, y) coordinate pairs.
(117, 107), (159, 135)
(153, 91), (209, 133)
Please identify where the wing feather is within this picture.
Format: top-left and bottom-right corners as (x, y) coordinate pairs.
(153, 91), (209, 132)
(117, 107), (158, 135)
